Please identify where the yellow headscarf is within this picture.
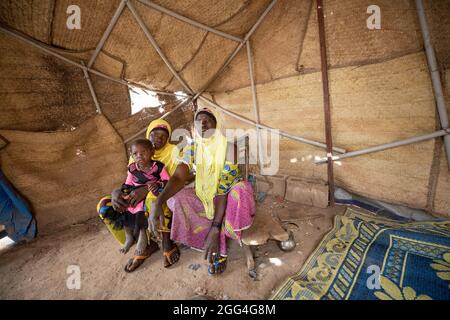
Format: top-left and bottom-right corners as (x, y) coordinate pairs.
(129, 119), (178, 176)
(194, 108), (228, 220)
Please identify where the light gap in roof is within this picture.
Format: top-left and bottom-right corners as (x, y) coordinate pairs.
(129, 86), (164, 115)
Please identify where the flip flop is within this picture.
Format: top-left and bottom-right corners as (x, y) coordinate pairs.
(124, 245), (158, 273)
(208, 255), (227, 275)
(124, 255), (147, 273)
(163, 245), (180, 268)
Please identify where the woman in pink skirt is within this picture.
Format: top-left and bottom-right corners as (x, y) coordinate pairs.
(149, 107), (256, 275)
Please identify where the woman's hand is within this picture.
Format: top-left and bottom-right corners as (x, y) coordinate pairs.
(203, 195), (226, 263)
(128, 186), (148, 207)
(149, 200), (164, 238)
(111, 188), (127, 213)
(204, 227), (220, 263)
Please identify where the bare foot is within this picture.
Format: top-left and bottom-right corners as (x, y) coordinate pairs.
(119, 227), (134, 254)
(135, 229), (148, 256)
(119, 238), (134, 254)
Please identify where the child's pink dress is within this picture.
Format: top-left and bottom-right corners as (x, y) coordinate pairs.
(123, 160), (170, 215)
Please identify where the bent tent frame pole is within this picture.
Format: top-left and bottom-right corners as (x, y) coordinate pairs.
(314, 129), (450, 164)
(194, 42), (245, 99)
(415, 0), (450, 168)
(0, 26), (187, 98)
(127, 0), (194, 95)
(131, 0), (278, 102)
(194, 0), (278, 98)
(85, 68), (185, 97)
(243, 0), (278, 43)
(124, 0), (278, 145)
(88, 0), (127, 68)
(198, 95), (347, 154)
(137, 0), (243, 43)
(0, 26), (83, 69)
(123, 98), (192, 144)
(246, 40), (265, 173)
(81, 62), (102, 114)
(132, 0), (278, 101)
(317, 0), (335, 205)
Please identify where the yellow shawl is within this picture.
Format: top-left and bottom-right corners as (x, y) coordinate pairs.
(194, 108), (227, 220)
(128, 119), (178, 176)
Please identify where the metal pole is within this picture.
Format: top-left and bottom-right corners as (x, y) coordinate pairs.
(0, 25), (84, 69)
(415, 0), (450, 168)
(0, 25), (188, 98)
(123, 97), (192, 144)
(246, 40), (265, 173)
(88, 0), (127, 68)
(194, 0), (278, 97)
(317, 0), (335, 205)
(243, 0), (278, 42)
(194, 42), (245, 99)
(315, 130), (450, 164)
(81, 62), (102, 114)
(127, 0), (194, 94)
(137, 0), (243, 43)
(198, 95), (347, 154)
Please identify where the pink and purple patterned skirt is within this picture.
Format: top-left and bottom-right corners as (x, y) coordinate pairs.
(167, 181), (255, 256)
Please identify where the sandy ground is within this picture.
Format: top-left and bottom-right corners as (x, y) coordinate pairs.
(0, 197), (348, 300)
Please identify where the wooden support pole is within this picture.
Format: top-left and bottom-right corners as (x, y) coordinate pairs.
(316, 0), (335, 206)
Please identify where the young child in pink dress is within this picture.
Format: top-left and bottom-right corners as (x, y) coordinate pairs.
(119, 139), (170, 256)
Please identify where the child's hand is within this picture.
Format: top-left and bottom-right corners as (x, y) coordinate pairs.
(147, 182), (159, 194)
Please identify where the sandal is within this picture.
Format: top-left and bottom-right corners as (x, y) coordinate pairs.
(163, 245), (180, 268)
(208, 255), (227, 275)
(124, 244), (158, 273)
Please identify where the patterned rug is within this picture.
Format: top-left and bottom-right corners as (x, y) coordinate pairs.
(271, 208), (450, 300)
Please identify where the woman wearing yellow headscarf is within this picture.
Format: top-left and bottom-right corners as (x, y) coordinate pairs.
(141, 119), (179, 176)
(97, 119), (181, 271)
(150, 107), (256, 275)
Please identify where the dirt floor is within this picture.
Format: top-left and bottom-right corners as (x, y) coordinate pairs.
(0, 197), (349, 300)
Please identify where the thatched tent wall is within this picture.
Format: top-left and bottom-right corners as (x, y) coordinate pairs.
(0, 116), (127, 232)
(0, 0), (449, 234)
